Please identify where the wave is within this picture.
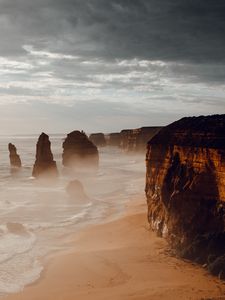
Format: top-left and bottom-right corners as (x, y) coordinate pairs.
(0, 223), (36, 264)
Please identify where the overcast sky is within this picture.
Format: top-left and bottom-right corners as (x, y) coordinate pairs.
(0, 0), (225, 134)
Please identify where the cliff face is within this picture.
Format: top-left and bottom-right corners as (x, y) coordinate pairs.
(146, 115), (225, 276)
(62, 131), (99, 168)
(120, 127), (162, 152)
(8, 143), (22, 168)
(107, 133), (121, 146)
(108, 127), (162, 151)
(89, 133), (106, 147)
(119, 129), (133, 150)
(32, 133), (58, 178)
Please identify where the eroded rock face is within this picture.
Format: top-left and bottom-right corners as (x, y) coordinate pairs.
(107, 132), (121, 146)
(107, 127), (161, 151)
(119, 129), (133, 150)
(89, 133), (106, 147)
(145, 115), (225, 276)
(8, 143), (22, 168)
(120, 127), (162, 152)
(62, 131), (99, 168)
(32, 133), (58, 178)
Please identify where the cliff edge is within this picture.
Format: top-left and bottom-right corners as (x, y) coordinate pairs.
(145, 115), (225, 277)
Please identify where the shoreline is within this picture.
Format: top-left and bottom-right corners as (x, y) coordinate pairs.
(3, 198), (225, 300)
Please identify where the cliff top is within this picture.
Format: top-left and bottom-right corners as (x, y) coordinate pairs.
(148, 114), (225, 149)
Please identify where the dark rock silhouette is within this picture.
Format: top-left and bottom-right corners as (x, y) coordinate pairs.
(208, 254), (225, 279)
(8, 143), (22, 168)
(66, 180), (88, 201)
(89, 133), (106, 147)
(32, 133), (58, 178)
(62, 131), (99, 168)
(145, 114), (225, 278)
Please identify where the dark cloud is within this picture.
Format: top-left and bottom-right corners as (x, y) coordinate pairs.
(0, 0), (224, 133)
(0, 0), (225, 63)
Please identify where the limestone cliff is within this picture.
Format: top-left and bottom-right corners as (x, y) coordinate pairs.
(89, 133), (106, 147)
(62, 131), (99, 168)
(8, 143), (22, 168)
(32, 133), (58, 178)
(107, 133), (121, 146)
(145, 115), (225, 277)
(119, 129), (133, 150)
(120, 127), (162, 152)
(107, 127), (161, 151)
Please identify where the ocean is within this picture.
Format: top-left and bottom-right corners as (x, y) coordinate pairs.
(0, 134), (145, 297)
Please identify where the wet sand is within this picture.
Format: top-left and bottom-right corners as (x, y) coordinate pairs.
(4, 199), (225, 300)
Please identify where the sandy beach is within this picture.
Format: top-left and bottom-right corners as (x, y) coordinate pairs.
(3, 198), (225, 300)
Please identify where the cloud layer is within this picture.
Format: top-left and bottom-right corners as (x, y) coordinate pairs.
(0, 0), (224, 133)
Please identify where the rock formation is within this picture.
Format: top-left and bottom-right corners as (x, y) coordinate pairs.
(107, 127), (161, 151)
(145, 115), (225, 277)
(119, 129), (133, 150)
(120, 127), (162, 152)
(8, 143), (22, 168)
(62, 131), (99, 168)
(89, 133), (106, 147)
(32, 133), (58, 178)
(66, 180), (88, 201)
(107, 132), (121, 146)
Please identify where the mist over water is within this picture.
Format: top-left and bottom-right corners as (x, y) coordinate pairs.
(0, 134), (145, 296)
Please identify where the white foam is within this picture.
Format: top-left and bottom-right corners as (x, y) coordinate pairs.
(0, 259), (43, 295)
(0, 141), (145, 297)
(0, 225), (36, 264)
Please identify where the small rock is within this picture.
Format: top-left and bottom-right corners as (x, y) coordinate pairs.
(66, 180), (88, 201)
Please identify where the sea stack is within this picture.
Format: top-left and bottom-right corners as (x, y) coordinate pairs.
(145, 114), (225, 276)
(32, 133), (58, 178)
(89, 133), (106, 147)
(62, 131), (99, 168)
(8, 143), (22, 168)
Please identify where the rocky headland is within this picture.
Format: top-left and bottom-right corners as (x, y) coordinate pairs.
(120, 126), (162, 152)
(107, 127), (161, 151)
(89, 133), (106, 147)
(107, 132), (121, 146)
(32, 133), (58, 178)
(145, 114), (225, 278)
(8, 143), (22, 168)
(62, 130), (99, 168)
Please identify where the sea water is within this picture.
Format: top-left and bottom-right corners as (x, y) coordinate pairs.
(0, 134), (145, 296)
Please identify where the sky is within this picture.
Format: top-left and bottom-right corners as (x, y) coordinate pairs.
(0, 0), (225, 134)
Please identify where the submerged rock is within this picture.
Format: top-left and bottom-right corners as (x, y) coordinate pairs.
(8, 143), (22, 168)
(7, 222), (28, 236)
(145, 114), (225, 277)
(89, 133), (106, 147)
(62, 131), (99, 168)
(32, 133), (58, 178)
(66, 180), (88, 201)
